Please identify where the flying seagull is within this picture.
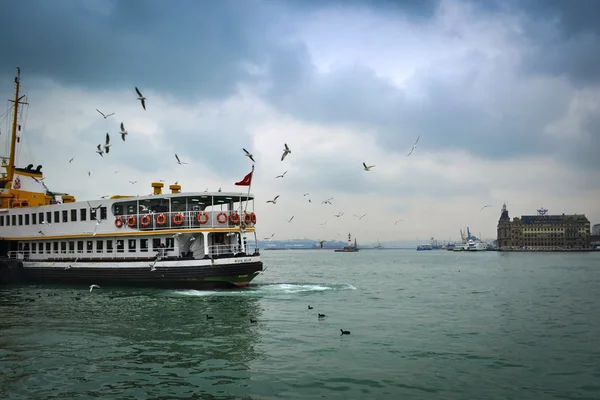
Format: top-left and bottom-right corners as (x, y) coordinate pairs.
(266, 195), (280, 204)
(281, 143), (291, 161)
(96, 109), (114, 119)
(175, 154), (187, 165)
(334, 212), (344, 218)
(480, 204), (492, 211)
(129, 180), (137, 184)
(96, 144), (104, 157)
(120, 122), (128, 141)
(363, 162), (375, 171)
(321, 198), (333, 205)
(354, 213), (367, 219)
(288, 216), (294, 223)
(88, 171), (92, 176)
(242, 148), (255, 162)
(69, 158), (74, 163)
(303, 193), (310, 196)
(264, 233), (275, 241)
(407, 135), (420, 156)
(275, 171), (288, 179)
(104, 133), (111, 154)
(394, 219), (404, 225)
(135, 87), (146, 110)
(89, 284), (100, 293)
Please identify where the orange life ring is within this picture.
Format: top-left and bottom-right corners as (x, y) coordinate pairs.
(251, 212), (257, 224)
(140, 214), (151, 227)
(173, 213), (184, 225)
(230, 212), (240, 224)
(156, 213), (167, 226)
(217, 212), (228, 224)
(244, 212), (252, 225)
(127, 215), (137, 228)
(115, 216), (124, 228)
(196, 212), (209, 224)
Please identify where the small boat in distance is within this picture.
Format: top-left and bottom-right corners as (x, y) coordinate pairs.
(334, 233), (359, 252)
(374, 239), (384, 250)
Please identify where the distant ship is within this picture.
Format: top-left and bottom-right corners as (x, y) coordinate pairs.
(374, 239), (384, 250)
(335, 233), (359, 252)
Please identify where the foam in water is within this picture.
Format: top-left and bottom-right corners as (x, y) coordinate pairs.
(172, 283), (356, 297)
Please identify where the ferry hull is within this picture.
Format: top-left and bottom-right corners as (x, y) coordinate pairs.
(21, 259), (263, 289)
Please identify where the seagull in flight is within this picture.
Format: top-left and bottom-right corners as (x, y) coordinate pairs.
(363, 162), (375, 171)
(175, 154), (187, 165)
(264, 233), (275, 241)
(281, 143), (291, 161)
(394, 219), (404, 225)
(303, 193), (310, 196)
(288, 216), (294, 223)
(354, 213), (367, 219)
(266, 195), (280, 204)
(69, 158), (74, 163)
(480, 204), (492, 211)
(88, 171), (92, 176)
(319, 221), (327, 226)
(321, 198), (333, 205)
(120, 122), (128, 141)
(275, 171), (288, 179)
(104, 133), (111, 154)
(334, 212), (344, 218)
(89, 284), (100, 293)
(242, 148), (255, 162)
(96, 109), (114, 119)
(407, 135), (420, 156)
(96, 144), (104, 157)
(129, 181), (137, 184)
(135, 87), (146, 110)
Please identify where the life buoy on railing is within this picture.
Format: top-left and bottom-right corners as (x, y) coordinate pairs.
(216, 212), (228, 224)
(115, 216), (124, 228)
(244, 212), (252, 225)
(196, 212), (209, 225)
(230, 212), (241, 225)
(251, 212), (257, 224)
(156, 213), (167, 226)
(173, 213), (185, 225)
(127, 215), (137, 228)
(140, 214), (151, 228)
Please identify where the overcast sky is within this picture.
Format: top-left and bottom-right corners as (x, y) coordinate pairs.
(1, 0), (598, 243)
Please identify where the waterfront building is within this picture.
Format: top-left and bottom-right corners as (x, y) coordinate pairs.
(497, 204), (591, 251)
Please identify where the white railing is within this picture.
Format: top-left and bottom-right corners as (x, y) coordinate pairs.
(114, 210), (256, 231)
(208, 244), (243, 257)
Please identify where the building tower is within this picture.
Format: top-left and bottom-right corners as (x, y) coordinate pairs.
(497, 203), (511, 249)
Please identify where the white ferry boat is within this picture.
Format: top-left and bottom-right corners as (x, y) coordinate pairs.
(0, 68), (263, 288)
(466, 239), (487, 251)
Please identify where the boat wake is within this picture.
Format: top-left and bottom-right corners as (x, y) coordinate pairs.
(173, 283), (356, 297)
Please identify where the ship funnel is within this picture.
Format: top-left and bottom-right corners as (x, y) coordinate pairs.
(169, 183), (181, 194)
(151, 182), (164, 195)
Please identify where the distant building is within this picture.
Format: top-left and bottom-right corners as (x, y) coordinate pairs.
(497, 204), (591, 251)
(593, 224), (600, 236)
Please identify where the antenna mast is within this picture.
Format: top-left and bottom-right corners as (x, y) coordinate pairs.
(7, 67), (28, 184)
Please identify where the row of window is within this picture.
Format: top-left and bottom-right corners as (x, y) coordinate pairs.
(0, 207), (108, 227)
(19, 237), (175, 255)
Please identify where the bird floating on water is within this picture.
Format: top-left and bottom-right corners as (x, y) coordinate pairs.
(340, 329), (351, 335)
(135, 87), (146, 110)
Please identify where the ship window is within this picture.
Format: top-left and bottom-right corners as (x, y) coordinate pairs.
(128, 239), (137, 252)
(77, 241), (83, 253)
(96, 240), (103, 253)
(100, 207), (107, 220)
(0, 216), (3, 226)
(25, 214), (29, 225)
(116, 239), (124, 253)
(32, 213), (36, 225)
(38, 242), (43, 254)
(11, 215), (16, 225)
(80, 208), (87, 221)
(46, 211), (51, 223)
(86, 241), (93, 253)
(69, 241), (75, 252)
(152, 238), (161, 250)
(18, 214), (23, 225)
(166, 237), (174, 251)
(54, 211), (59, 223)
(18, 242), (23, 251)
(140, 238), (148, 252)
(39, 212), (43, 223)
(71, 209), (77, 222)
(46, 242), (51, 252)
(53, 242), (59, 252)
(32, 243), (37, 254)
(61, 242), (67, 253)
(5, 215), (9, 226)
(106, 240), (113, 253)
(62, 210), (68, 223)
(90, 208), (96, 221)
(113, 204), (123, 216)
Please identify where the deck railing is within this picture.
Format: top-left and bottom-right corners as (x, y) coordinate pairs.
(115, 210), (256, 231)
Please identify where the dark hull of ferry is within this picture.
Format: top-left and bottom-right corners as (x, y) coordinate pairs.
(22, 261), (264, 289)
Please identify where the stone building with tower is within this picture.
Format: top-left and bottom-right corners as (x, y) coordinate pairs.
(497, 204), (591, 251)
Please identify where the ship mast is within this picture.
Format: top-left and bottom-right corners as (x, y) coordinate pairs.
(6, 67), (28, 184)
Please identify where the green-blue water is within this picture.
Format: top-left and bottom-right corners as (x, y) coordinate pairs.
(1, 250), (599, 399)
